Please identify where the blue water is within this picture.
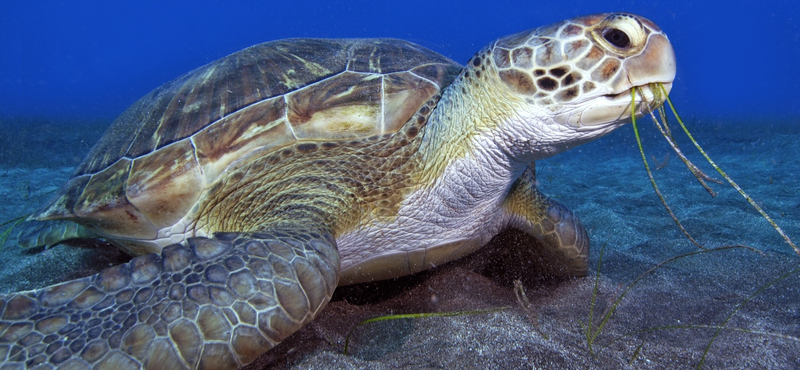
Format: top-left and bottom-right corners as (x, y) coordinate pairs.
(1, 0), (799, 121)
(1, 1), (799, 369)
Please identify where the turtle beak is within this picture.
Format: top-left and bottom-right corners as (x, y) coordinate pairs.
(622, 32), (676, 91)
(571, 81), (672, 132)
(621, 32), (676, 119)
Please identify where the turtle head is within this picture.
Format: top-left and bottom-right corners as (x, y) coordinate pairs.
(472, 13), (676, 159)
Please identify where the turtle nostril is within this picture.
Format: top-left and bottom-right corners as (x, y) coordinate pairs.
(603, 28), (630, 48)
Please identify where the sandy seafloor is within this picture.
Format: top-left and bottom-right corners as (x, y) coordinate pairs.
(0, 117), (798, 369)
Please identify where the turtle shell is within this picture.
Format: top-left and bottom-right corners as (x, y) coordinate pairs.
(35, 38), (462, 249)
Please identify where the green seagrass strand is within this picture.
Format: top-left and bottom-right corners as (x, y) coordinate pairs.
(643, 85), (721, 196)
(630, 88), (704, 249)
(657, 83), (798, 257)
(343, 307), (508, 355)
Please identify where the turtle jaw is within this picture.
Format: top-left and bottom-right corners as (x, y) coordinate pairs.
(569, 81), (673, 132)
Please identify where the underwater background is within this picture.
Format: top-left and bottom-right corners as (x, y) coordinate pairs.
(2, 0), (799, 121)
(0, 0), (799, 369)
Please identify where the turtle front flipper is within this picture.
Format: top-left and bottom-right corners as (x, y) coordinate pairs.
(0, 228), (339, 369)
(14, 219), (96, 249)
(502, 164), (589, 277)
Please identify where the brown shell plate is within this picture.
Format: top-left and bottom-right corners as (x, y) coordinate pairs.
(35, 38), (462, 240)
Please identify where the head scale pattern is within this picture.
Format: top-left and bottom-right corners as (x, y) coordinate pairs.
(473, 13), (670, 113)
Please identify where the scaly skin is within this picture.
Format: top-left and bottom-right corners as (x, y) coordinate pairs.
(503, 165), (590, 277)
(0, 226), (339, 369)
(3, 13), (676, 369)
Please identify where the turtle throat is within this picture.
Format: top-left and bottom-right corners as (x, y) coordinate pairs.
(412, 65), (532, 202)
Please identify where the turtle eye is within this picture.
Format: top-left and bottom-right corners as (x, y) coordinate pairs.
(593, 14), (647, 55)
(603, 28), (630, 48)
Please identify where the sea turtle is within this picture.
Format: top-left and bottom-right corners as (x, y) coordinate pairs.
(2, 13), (675, 369)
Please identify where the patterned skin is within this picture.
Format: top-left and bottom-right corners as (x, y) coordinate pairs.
(3, 13), (675, 369)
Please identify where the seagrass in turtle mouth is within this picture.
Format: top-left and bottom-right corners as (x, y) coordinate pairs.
(604, 81), (672, 103)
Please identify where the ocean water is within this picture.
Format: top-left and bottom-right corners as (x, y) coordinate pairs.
(1, 1), (799, 369)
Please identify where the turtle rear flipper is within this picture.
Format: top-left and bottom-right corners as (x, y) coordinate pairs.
(15, 219), (96, 249)
(0, 229), (340, 369)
